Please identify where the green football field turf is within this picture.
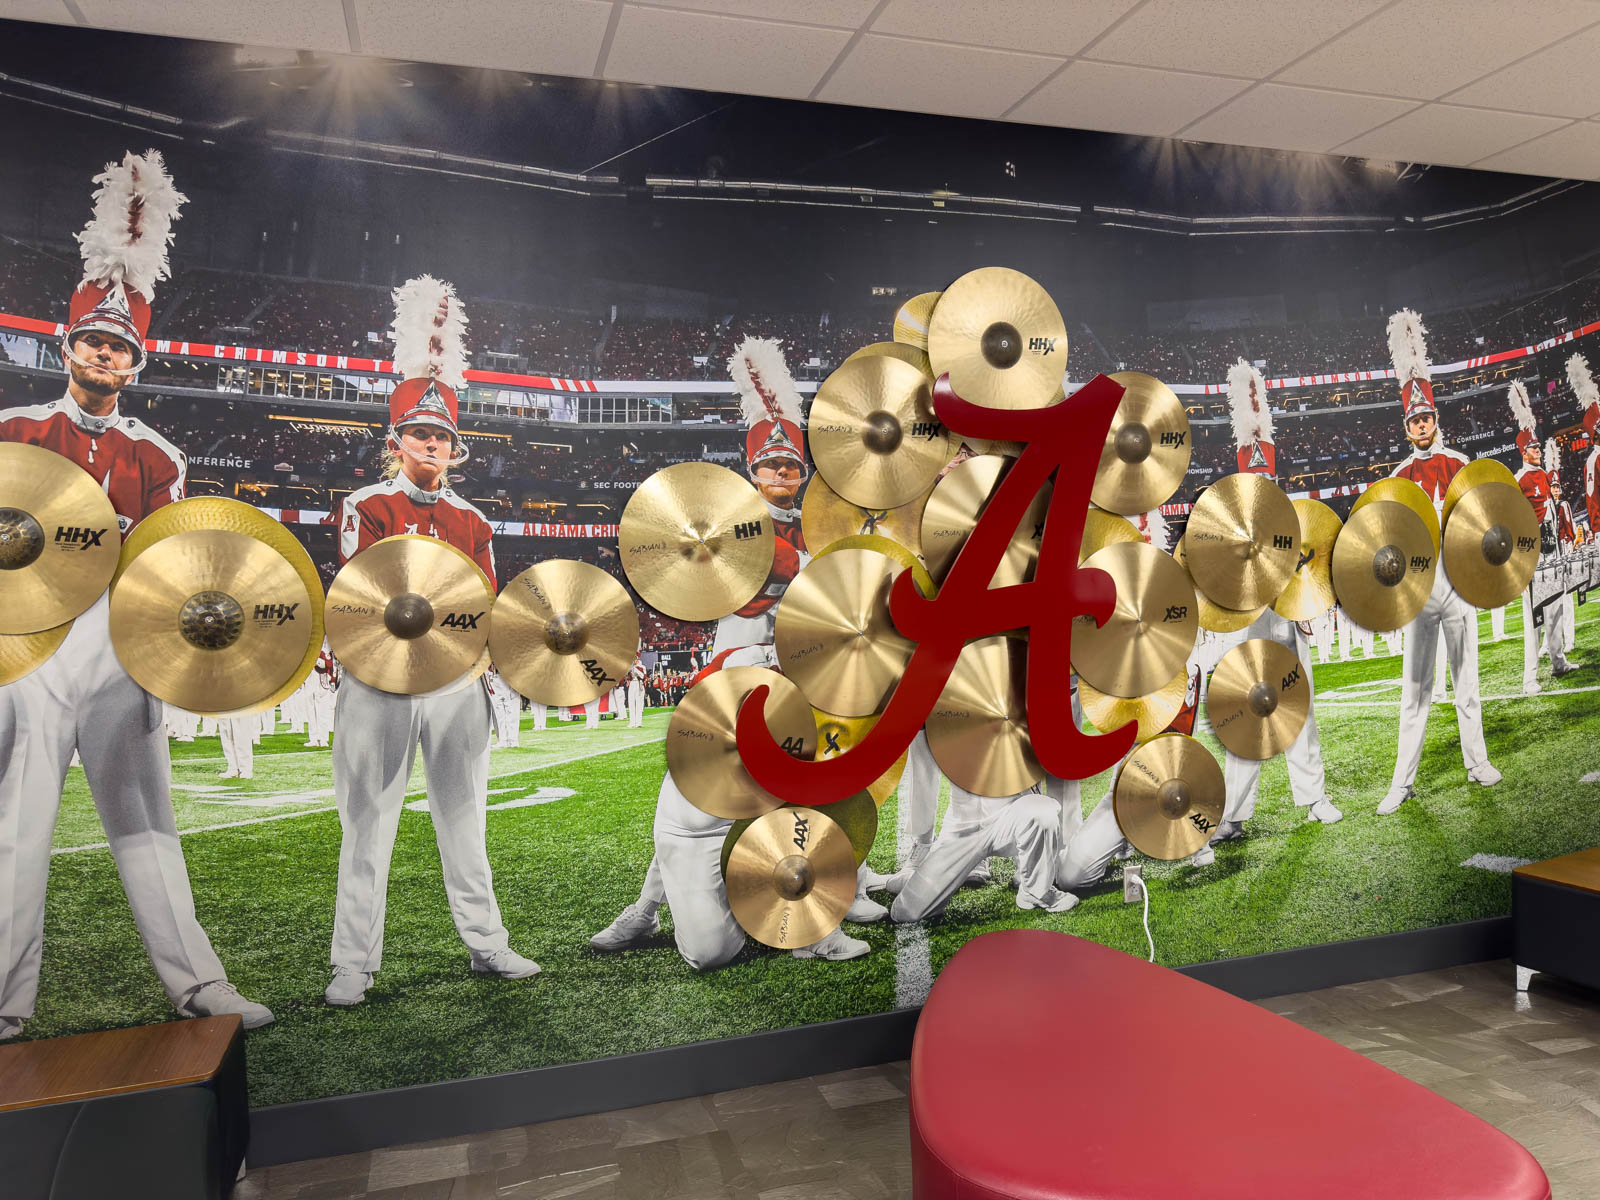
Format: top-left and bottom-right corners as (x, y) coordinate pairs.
(25, 603), (1600, 1106)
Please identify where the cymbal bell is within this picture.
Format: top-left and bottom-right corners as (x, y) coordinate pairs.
(0, 441), (121, 634)
(920, 454), (1049, 586)
(1330, 500), (1436, 632)
(1206, 639), (1311, 760)
(1443, 458), (1517, 528)
(1273, 499), (1342, 622)
(109, 529), (313, 714)
(0, 621), (71, 687)
(801, 472), (928, 561)
(489, 560), (640, 707)
(1091, 373), (1191, 515)
(724, 804), (857, 949)
(927, 267), (1068, 411)
(1079, 666), (1188, 745)
(667, 666), (816, 820)
(1354, 477), (1439, 555)
(1073, 542), (1198, 698)
(1442, 482), (1540, 609)
(619, 462), (775, 622)
(810, 355), (954, 509)
(893, 290), (943, 351)
(1172, 535), (1265, 633)
(1113, 733), (1225, 860)
(810, 708), (908, 807)
(775, 547), (916, 717)
(1081, 507), (1142, 564)
(722, 791), (879, 879)
(926, 635), (1042, 797)
(326, 534), (494, 695)
(1184, 473), (1300, 610)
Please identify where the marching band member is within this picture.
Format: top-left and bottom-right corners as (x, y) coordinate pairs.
(1511, 388), (1575, 693)
(1572, 354), (1600, 539)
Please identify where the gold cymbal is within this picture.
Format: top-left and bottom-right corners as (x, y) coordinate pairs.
(811, 708), (908, 807)
(722, 792), (879, 878)
(1354, 477), (1439, 555)
(1442, 482), (1540, 609)
(1183, 473), (1300, 610)
(489, 560), (641, 707)
(667, 666), (816, 820)
(962, 436), (1031, 458)
(1079, 666), (1187, 744)
(815, 533), (936, 598)
(325, 534), (494, 694)
(800, 472), (928, 561)
(0, 441), (121, 634)
(1443, 458), (1517, 528)
(1330, 500), (1436, 632)
(1113, 733), (1224, 860)
(725, 805), (857, 949)
(810, 355), (954, 509)
(618, 462), (775, 621)
(1206, 638), (1311, 760)
(893, 290), (943, 351)
(0, 621), (71, 687)
(926, 635), (1042, 797)
(775, 547), (915, 717)
(927, 267), (1068, 411)
(1081, 507), (1142, 564)
(844, 340), (933, 378)
(1072, 542), (1198, 698)
(109, 529), (312, 714)
(1090, 373), (1191, 515)
(920, 455), (1049, 585)
(1172, 535), (1265, 633)
(1273, 499), (1342, 622)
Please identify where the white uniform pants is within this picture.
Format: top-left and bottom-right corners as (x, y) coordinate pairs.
(584, 698), (599, 729)
(891, 791), (1061, 921)
(308, 688), (333, 747)
(1391, 569), (1489, 792)
(1224, 612), (1327, 822)
(1057, 788), (1122, 892)
(1433, 637), (1450, 702)
(330, 674), (509, 972)
(532, 703), (548, 731)
(1491, 606), (1507, 643)
(627, 684), (644, 728)
(1525, 588), (1573, 685)
(649, 774), (742, 971)
(491, 691), (520, 748)
(220, 718), (254, 779)
(0, 594), (226, 1017)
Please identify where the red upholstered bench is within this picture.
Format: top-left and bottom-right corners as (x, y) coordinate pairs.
(910, 930), (1549, 1200)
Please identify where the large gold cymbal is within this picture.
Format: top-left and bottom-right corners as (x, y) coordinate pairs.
(1184, 473), (1300, 610)
(1443, 458), (1517, 529)
(116, 496), (326, 715)
(722, 792), (878, 878)
(801, 473), (928, 561)
(811, 708), (908, 807)
(1330, 500), (1436, 632)
(1113, 733), (1224, 860)
(1442, 482), (1540, 609)
(618, 462), (774, 622)
(667, 666), (816, 820)
(927, 267), (1067, 411)
(725, 805), (856, 950)
(920, 454), (1049, 585)
(0, 441), (121, 634)
(775, 547), (915, 717)
(844, 340), (932, 378)
(815, 533), (936, 597)
(1073, 542), (1198, 698)
(1081, 507), (1142, 564)
(926, 635), (1042, 797)
(1354, 477), (1440, 555)
(1091, 373), (1190, 515)
(1079, 666), (1188, 744)
(489, 559), (640, 707)
(810, 355), (953, 509)
(893, 290), (943, 351)
(0, 621), (71, 686)
(110, 529), (312, 714)
(1273, 499), (1342, 622)
(326, 534), (493, 694)
(1206, 638), (1311, 761)
(1172, 535), (1265, 633)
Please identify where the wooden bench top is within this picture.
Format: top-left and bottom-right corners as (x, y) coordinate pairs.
(0, 1015), (241, 1112)
(1513, 847), (1600, 897)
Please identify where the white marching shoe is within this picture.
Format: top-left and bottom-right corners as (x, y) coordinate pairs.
(792, 929), (870, 961)
(1190, 844), (1216, 867)
(180, 981), (275, 1029)
(1307, 797), (1343, 824)
(0, 1016), (23, 1041)
(472, 948), (541, 979)
(588, 902), (660, 951)
(1377, 786), (1413, 816)
(1467, 764), (1503, 786)
(325, 966), (372, 1007)
(1017, 886), (1079, 913)
(846, 894), (888, 923)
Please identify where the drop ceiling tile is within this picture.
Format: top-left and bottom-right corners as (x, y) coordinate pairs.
(605, 7), (850, 99)
(0, 1), (76, 25)
(1278, 0), (1600, 100)
(1011, 61), (1249, 137)
(1334, 104), (1567, 166)
(1443, 25), (1600, 118)
(72, 0), (351, 52)
(632, 0), (876, 26)
(1085, 0), (1386, 77)
(871, 0), (1140, 59)
(818, 34), (1062, 121)
(1180, 83), (1416, 153)
(1471, 121), (1600, 181)
(356, 0), (611, 76)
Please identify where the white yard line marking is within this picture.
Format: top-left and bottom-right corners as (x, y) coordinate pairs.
(1318, 683), (1600, 707)
(1583, 772), (1600, 784)
(1461, 853), (1535, 873)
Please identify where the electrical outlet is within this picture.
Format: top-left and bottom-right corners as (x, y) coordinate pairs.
(1123, 862), (1143, 903)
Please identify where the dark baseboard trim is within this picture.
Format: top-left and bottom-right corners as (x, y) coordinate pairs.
(249, 915), (1512, 1167)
